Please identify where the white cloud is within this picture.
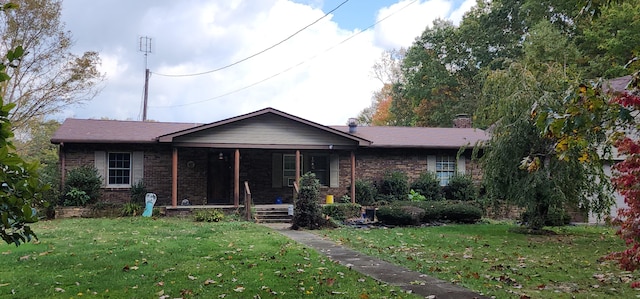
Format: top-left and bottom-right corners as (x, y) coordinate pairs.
(59, 0), (474, 125)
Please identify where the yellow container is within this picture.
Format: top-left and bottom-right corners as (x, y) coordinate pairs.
(325, 195), (334, 204)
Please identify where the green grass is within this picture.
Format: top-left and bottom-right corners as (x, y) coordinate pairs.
(0, 218), (420, 298)
(320, 223), (639, 298)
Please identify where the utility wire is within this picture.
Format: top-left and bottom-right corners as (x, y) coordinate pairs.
(152, 0), (350, 78)
(150, 0), (418, 108)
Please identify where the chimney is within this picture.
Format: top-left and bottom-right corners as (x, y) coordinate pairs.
(348, 118), (358, 133)
(453, 114), (471, 128)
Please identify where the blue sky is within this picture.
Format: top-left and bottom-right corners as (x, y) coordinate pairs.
(59, 0), (476, 125)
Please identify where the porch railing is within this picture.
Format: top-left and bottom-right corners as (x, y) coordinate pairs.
(244, 181), (252, 221)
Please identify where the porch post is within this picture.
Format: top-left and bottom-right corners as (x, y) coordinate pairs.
(351, 151), (356, 203)
(59, 143), (66, 193)
(295, 150), (301, 183)
(234, 149), (240, 207)
(172, 147), (178, 207)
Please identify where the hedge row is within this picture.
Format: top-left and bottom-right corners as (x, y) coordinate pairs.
(376, 200), (482, 226)
(322, 203), (362, 221)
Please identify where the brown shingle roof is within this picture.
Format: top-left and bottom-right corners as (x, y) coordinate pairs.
(52, 112), (489, 149)
(331, 126), (488, 149)
(51, 119), (201, 144)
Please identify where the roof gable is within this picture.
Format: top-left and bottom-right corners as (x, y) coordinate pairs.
(158, 108), (371, 149)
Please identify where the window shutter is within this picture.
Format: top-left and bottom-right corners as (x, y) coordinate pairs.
(456, 156), (467, 175)
(329, 154), (339, 188)
(427, 155), (436, 172)
(457, 157), (466, 175)
(272, 153), (283, 188)
(132, 151), (144, 184)
(94, 151), (106, 186)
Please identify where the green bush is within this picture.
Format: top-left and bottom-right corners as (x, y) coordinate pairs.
(292, 172), (326, 230)
(63, 165), (102, 206)
(394, 201), (483, 224)
(441, 203), (483, 223)
(130, 180), (147, 204)
(442, 174), (476, 201)
(121, 202), (143, 217)
(407, 189), (426, 201)
(410, 172), (443, 201)
(323, 203), (362, 221)
(193, 209), (224, 222)
(376, 205), (424, 226)
(521, 206), (571, 227)
(377, 171), (409, 201)
(354, 180), (377, 206)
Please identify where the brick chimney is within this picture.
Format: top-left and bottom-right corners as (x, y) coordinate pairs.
(453, 114), (471, 128)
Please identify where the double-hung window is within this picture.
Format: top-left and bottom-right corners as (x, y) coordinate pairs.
(283, 154), (301, 187)
(436, 155), (456, 186)
(108, 152), (131, 185)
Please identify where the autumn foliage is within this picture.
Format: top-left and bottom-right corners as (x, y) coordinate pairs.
(607, 91), (640, 285)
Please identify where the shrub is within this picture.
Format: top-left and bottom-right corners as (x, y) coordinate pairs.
(354, 180), (377, 206)
(323, 203), (362, 221)
(292, 172), (326, 230)
(63, 165), (102, 206)
(410, 172), (443, 201)
(130, 180), (147, 205)
(377, 171), (409, 201)
(442, 174), (476, 201)
(121, 202), (143, 216)
(376, 205), (424, 226)
(193, 209), (224, 222)
(408, 189), (426, 201)
(521, 206), (571, 227)
(441, 203), (483, 223)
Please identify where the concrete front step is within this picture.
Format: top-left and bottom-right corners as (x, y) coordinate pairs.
(253, 206), (293, 223)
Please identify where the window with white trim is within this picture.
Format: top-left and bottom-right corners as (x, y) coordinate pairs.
(436, 155), (456, 186)
(108, 152), (131, 185)
(283, 154), (301, 187)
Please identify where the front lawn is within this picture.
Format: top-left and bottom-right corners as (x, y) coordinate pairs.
(0, 218), (419, 298)
(321, 223), (636, 298)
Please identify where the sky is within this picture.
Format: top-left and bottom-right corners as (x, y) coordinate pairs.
(58, 0), (476, 126)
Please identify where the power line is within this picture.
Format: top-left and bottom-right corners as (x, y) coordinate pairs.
(150, 0), (418, 109)
(152, 0), (350, 78)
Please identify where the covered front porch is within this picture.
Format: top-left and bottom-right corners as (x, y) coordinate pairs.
(157, 108), (370, 208)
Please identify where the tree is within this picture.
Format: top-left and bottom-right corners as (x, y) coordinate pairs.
(481, 21), (612, 231)
(291, 172), (326, 230)
(358, 49), (404, 126)
(0, 0), (104, 133)
(0, 2), (46, 245)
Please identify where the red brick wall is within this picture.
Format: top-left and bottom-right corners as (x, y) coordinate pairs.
(60, 144), (482, 206)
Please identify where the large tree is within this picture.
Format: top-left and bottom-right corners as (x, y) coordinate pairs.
(0, 0), (103, 133)
(0, 3), (46, 246)
(481, 21), (613, 230)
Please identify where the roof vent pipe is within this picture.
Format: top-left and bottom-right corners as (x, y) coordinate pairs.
(348, 118), (358, 133)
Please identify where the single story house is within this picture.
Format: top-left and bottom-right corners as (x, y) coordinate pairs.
(51, 107), (489, 207)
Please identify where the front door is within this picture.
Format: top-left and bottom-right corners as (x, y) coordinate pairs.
(207, 151), (231, 204)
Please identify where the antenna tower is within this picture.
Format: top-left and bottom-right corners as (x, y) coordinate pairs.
(139, 36), (153, 121)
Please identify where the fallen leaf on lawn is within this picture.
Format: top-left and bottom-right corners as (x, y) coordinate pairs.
(325, 278), (335, 286)
(0, 283), (9, 287)
(233, 286), (245, 292)
(218, 294), (226, 298)
(156, 289), (164, 296)
(156, 281), (164, 286)
(359, 292), (369, 299)
(39, 251), (53, 256)
(204, 279), (216, 285)
(54, 287), (65, 292)
(188, 275), (197, 280)
(130, 266), (139, 271)
(2, 251), (11, 255)
(19, 255), (30, 261)
(217, 273), (223, 277)
(122, 265), (130, 272)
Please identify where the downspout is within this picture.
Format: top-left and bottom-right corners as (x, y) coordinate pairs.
(171, 147), (178, 207)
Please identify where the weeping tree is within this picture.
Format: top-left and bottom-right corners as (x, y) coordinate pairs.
(481, 21), (614, 231)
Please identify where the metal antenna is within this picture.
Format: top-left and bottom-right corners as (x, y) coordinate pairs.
(139, 36), (152, 121)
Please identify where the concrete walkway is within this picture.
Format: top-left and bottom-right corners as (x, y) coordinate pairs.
(262, 223), (488, 299)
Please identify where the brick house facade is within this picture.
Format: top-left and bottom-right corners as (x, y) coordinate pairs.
(52, 108), (488, 206)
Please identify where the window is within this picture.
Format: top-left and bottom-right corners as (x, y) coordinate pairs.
(283, 154), (301, 186)
(108, 152), (131, 185)
(308, 155), (329, 186)
(436, 155), (456, 186)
